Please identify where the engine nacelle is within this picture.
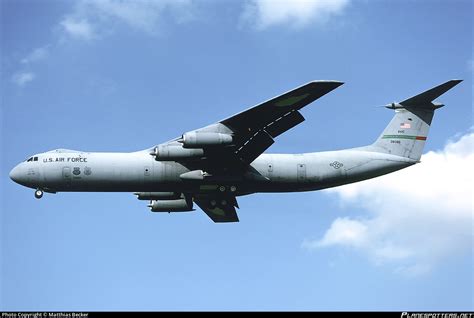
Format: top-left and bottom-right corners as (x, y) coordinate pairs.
(181, 132), (233, 148)
(134, 192), (181, 200)
(148, 199), (194, 212)
(152, 144), (204, 161)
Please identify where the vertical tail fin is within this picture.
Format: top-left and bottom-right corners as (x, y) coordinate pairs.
(370, 80), (462, 160)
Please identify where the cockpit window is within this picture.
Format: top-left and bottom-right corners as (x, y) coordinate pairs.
(33, 157), (38, 161)
(26, 157), (33, 162)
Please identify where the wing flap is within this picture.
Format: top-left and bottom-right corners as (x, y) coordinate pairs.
(236, 130), (274, 164)
(265, 110), (305, 138)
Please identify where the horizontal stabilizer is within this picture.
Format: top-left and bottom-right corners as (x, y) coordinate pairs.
(370, 79), (462, 160)
(400, 79), (462, 107)
(194, 196), (240, 223)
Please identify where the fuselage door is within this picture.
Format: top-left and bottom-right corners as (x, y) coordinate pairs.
(144, 166), (151, 177)
(62, 167), (71, 186)
(267, 162), (273, 180)
(143, 165), (151, 185)
(297, 163), (306, 182)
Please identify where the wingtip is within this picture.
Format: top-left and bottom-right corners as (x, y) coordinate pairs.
(331, 80), (345, 87)
(308, 80), (344, 89)
(311, 80), (344, 85)
(444, 79), (463, 89)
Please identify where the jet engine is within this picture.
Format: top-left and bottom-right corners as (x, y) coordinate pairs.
(148, 198), (194, 212)
(151, 144), (204, 161)
(134, 192), (181, 200)
(180, 132), (233, 148)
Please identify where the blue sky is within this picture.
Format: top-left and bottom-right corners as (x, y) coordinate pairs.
(1, 0), (472, 311)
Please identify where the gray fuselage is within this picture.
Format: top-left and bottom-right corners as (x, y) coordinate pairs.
(9, 148), (416, 196)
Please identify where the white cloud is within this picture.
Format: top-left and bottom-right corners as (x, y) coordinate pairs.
(242, 0), (350, 30)
(59, 0), (195, 38)
(12, 47), (48, 87)
(85, 0), (194, 33)
(60, 17), (95, 40)
(21, 46), (49, 64)
(304, 217), (369, 249)
(11, 72), (36, 86)
(304, 131), (474, 276)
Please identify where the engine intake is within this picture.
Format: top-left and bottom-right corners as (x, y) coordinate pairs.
(151, 144), (204, 161)
(180, 132), (233, 148)
(148, 198), (194, 212)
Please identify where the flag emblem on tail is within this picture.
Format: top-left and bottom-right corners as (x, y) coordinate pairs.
(400, 122), (411, 129)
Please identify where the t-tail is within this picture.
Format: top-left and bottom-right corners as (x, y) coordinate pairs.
(369, 79), (462, 160)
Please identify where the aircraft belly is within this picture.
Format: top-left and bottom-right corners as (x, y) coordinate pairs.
(343, 157), (414, 184)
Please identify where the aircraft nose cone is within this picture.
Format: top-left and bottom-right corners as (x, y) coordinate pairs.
(9, 165), (23, 184)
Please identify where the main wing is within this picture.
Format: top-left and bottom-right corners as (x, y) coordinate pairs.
(152, 80), (343, 222)
(219, 80), (343, 164)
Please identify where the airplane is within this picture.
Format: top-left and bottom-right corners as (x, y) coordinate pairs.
(9, 79), (462, 222)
